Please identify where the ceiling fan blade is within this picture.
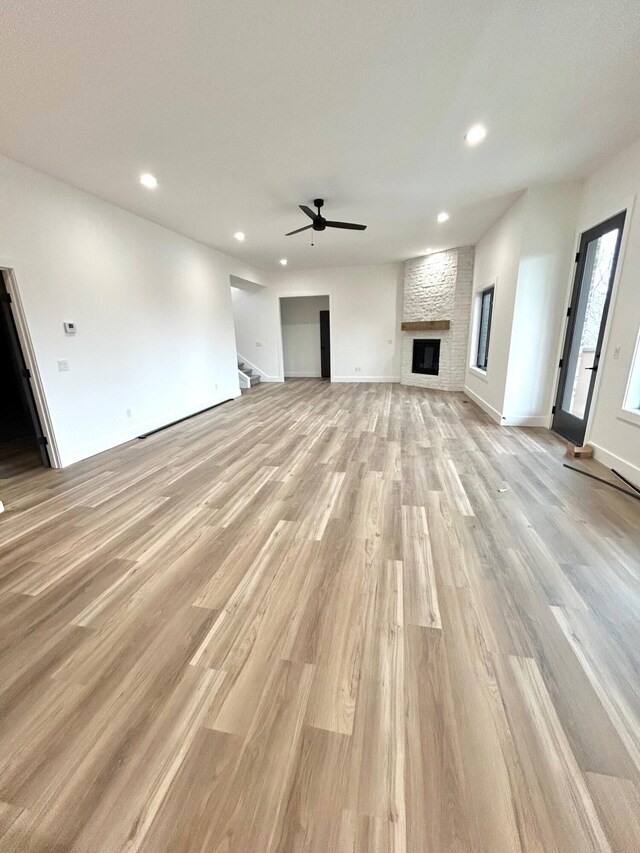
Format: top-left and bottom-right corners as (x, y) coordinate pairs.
(299, 205), (317, 220)
(285, 224), (312, 236)
(325, 220), (367, 230)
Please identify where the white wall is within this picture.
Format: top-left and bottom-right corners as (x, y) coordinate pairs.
(232, 264), (403, 382)
(576, 138), (640, 484)
(280, 296), (329, 377)
(465, 194), (526, 420)
(465, 183), (581, 426)
(0, 154), (264, 467)
(503, 183), (582, 424)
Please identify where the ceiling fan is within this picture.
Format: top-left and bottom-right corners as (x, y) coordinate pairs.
(285, 198), (367, 236)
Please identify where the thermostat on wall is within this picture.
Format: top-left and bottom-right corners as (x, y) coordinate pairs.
(63, 321), (76, 335)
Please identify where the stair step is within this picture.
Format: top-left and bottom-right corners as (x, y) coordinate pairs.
(249, 375), (261, 386)
(237, 362), (245, 371)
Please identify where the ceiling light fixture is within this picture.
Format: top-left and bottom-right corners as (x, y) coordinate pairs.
(139, 173), (158, 189)
(234, 231), (245, 241)
(437, 212), (450, 223)
(465, 124), (487, 145)
(279, 258), (288, 266)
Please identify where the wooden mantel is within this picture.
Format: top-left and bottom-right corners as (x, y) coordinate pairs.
(401, 320), (450, 331)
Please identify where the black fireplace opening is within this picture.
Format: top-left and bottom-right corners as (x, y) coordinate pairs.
(412, 339), (441, 375)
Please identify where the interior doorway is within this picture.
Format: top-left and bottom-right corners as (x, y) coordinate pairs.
(319, 309), (330, 379)
(552, 211), (626, 446)
(279, 296), (331, 380)
(0, 272), (50, 475)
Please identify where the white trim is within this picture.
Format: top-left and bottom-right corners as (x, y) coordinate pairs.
(284, 371), (322, 378)
(236, 351), (279, 382)
(0, 261), (62, 468)
(501, 414), (551, 427)
(618, 408), (640, 428)
(332, 376), (400, 383)
(467, 365), (488, 382)
(620, 319), (640, 420)
(463, 386), (502, 424)
(277, 293), (332, 383)
(589, 441), (640, 492)
(464, 385), (550, 428)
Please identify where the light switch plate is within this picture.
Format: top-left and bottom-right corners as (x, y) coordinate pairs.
(57, 360), (70, 372)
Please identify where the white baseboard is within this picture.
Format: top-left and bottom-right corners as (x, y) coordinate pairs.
(501, 414), (551, 427)
(464, 387), (551, 428)
(60, 392), (240, 467)
(589, 442), (640, 491)
(463, 386), (502, 424)
(284, 371), (322, 378)
(331, 376), (401, 383)
(259, 376), (285, 383)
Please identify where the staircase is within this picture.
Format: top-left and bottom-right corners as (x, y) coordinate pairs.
(238, 360), (261, 388)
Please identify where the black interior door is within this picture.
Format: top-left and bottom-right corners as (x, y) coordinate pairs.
(319, 310), (330, 379)
(552, 211), (625, 446)
(0, 274), (50, 466)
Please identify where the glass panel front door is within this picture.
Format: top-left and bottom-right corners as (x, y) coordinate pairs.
(552, 211), (625, 446)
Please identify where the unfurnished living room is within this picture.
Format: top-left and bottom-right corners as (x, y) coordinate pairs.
(1, 1), (640, 851)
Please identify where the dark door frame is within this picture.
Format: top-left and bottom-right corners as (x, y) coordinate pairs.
(319, 309), (331, 379)
(552, 210), (626, 446)
(0, 268), (58, 467)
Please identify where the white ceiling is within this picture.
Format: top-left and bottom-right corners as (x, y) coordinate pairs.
(2, 0), (640, 270)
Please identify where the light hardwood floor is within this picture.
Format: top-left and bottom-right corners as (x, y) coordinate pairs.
(0, 380), (639, 852)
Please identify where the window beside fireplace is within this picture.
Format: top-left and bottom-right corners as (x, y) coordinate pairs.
(412, 339), (440, 375)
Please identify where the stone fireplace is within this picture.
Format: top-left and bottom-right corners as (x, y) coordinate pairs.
(401, 246), (474, 390)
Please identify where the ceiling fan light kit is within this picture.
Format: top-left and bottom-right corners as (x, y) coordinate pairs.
(285, 198), (367, 237)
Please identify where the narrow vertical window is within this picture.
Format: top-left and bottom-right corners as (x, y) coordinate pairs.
(476, 286), (494, 370)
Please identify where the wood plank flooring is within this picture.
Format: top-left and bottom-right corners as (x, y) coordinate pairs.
(0, 379), (639, 852)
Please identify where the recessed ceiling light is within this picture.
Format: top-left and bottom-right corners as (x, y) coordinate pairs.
(139, 173), (158, 189)
(234, 231), (245, 242)
(437, 212), (449, 223)
(465, 124), (487, 145)
(279, 258), (288, 266)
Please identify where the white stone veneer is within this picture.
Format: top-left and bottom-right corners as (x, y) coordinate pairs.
(401, 246), (474, 390)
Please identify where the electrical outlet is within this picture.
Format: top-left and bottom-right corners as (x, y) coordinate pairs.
(355, 366), (361, 373)
(214, 383), (218, 390)
(57, 359), (70, 372)
(126, 408), (133, 418)
(613, 346), (621, 360)
(256, 342), (262, 348)
(388, 339), (393, 345)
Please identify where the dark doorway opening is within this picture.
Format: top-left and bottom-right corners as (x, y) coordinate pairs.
(0, 272), (50, 475)
(552, 211), (626, 446)
(412, 339), (441, 376)
(319, 310), (331, 379)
